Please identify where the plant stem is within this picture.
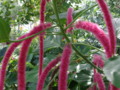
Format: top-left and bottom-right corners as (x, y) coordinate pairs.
(52, 0), (102, 73)
(73, 43), (104, 52)
(45, 71), (59, 90)
(9, 27), (52, 43)
(52, 0), (70, 43)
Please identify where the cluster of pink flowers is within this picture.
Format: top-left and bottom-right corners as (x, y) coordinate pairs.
(0, 0), (118, 90)
(75, 0), (118, 89)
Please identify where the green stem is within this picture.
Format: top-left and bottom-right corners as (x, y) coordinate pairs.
(73, 43), (104, 52)
(52, 0), (70, 43)
(52, 0), (102, 73)
(9, 27), (51, 43)
(45, 71), (59, 90)
(78, 83), (80, 90)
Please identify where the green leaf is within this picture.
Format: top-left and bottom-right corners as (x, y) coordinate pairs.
(0, 17), (11, 43)
(26, 66), (38, 83)
(74, 44), (90, 55)
(44, 36), (62, 51)
(6, 72), (17, 85)
(27, 83), (36, 90)
(73, 70), (92, 85)
(103, 56), (120, 88)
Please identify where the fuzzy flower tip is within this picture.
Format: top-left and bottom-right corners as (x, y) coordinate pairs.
(58, 44), (72, 90)
(94, 72), (105, 90)
(0, 23), (51, 90)
(109, 83), (120, 90)
(75, 21), (112, 58)
(96, 0), (116, 55)
(37, 56), (61, 90)
(66, 8), (74, 33)
(93, 54), (104, 68)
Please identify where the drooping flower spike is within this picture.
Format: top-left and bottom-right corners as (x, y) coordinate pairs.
(66, 8), (74, 33)
(38, 0), (49, 89)
(58, 44), (72, 90)
(0, 23), (51, 90)
(75, 21), (112, 58)
(38, 0), (50, 77)
(18, 38), (33, 90)
(17, 23), (51, 90)
(17, 23), (52, 90)
(96, 0), (116, 55)
(37, 56), (61, 90)
(95, 0), (117, 89)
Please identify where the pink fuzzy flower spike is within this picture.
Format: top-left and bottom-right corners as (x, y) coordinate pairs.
(37, 56), (61, 90)
(96, 0), (116, 55)
(18, 38), (32, 90)
(75, 21), (112, 58)
(38, 0), (47, 76)
(0, 23), (51, 90)
(94, 72), (105, 90)
(58, 44), (72, 90)
(93, 54), (104, 68)
(66, 8), (74, 33)
(40, 0), (47, 23)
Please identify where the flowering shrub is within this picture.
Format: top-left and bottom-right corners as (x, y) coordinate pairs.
(0, 0), (119, 90)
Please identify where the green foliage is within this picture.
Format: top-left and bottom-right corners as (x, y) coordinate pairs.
(0, 17), (11, 43)
(103, 56), (120, 88)
(0, 0), (120, 89)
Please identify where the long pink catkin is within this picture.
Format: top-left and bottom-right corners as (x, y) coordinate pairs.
(37, 56), (61, 90)
(0, 35), (28, 90)
(18, 23), (51, 90)
(58, 44), (72, 90)
(75, 21), (112, 58)
(66, 8), (74, 33)
(38, 0), (47, 76)
(18, 38), (33, 90)
(96, 0), (116, 55)
(0, 23), (51, 90)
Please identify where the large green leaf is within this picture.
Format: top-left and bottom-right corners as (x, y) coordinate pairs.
(26, 66), (38, 83)
(103, 56), (120, 88)
(0, 17), (11, 43)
